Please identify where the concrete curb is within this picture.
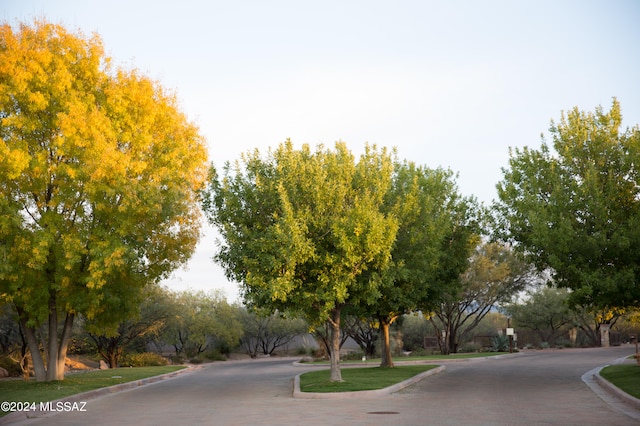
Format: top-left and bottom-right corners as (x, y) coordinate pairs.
(1, 365), (201, 425)
(581, 356), (640, 422)
(594, 372), (640, 410)
(293, 365), (445, 399)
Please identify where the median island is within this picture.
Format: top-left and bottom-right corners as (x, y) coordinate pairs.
(299, 365), (439, 393)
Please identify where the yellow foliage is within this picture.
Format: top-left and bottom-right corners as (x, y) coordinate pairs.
(0, 19), (208, 334)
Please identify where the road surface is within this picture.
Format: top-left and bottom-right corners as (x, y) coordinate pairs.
(8, 346), (639, 425)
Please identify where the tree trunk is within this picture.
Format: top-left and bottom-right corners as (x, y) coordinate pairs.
(46, 293), (60, 381)
(17, 296), (75, 382)
(449, 331), (458, 354)
(328, 307), (343, 382)
(18, 314), (46, 382)
(54, 312), (74, 380)
(108, 352), (118, 369)
(379, 316), (395, 368)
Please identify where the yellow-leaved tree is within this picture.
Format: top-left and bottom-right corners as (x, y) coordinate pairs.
(0, 20), (208, 381)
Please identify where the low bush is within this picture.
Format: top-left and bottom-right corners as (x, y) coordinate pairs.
(170, 354), (185, 364)
(491, 335), (510, 352)
(0, 355), (23, 377)
(342, 351), (365, 361)
(407, 347), (438, 357)
(120, 352), (168, 367)
(458, 342), (480, 353)
(203, 350), (227, 361)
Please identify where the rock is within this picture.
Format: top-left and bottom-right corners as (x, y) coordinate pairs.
(99, 360), (109, 370)
(0, 367), (8, 378)
(65, 357), (93, 371)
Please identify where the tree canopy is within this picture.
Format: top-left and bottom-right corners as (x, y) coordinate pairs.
(430, 242), (532, 354)
(204, 141), (398, 381)
(0, 20), (208, 381)
(373, 161), (481, 365)
(495, 99), (640, 309)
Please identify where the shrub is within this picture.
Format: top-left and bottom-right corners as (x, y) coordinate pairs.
(491, 334), (510, 352)
(121, 352), (168, 367)
(458, 342), (480, 353)
(406, 347), (434, 357)
(0, 355), (23, 377)
(555, 339), (572, 349)
(170, 354), (185, 364)
(342, 351), (365, 361)
(203, 350), (227, 361)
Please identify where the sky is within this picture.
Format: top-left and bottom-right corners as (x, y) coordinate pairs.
(2, 1), (639, 303)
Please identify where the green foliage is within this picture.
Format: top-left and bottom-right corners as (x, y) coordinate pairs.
(398, 314), (433, 352)
(0, 355), (22, 377)
(373, 161), (481, 364)
(458, 342), (481, 353)
(85, 284), (172, 368)
(506, 287), (573, 345)
(205, 141), (398, 322)
(162, 290), (242, 358)
(491, 334), (510, 352)
(342, 315), (379, 357)
(430, 242), (532, 355)
(204, 141), (399, 381)
(0, 20), (208, 381)
(238, 308), (308, 357)
(495, 99), (640, 308)
(120, 352), (168, 367)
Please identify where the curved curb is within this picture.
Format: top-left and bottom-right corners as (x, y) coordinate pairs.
(594, 373), (640, 410)
(582, 356), (640, 422)
(293, 365), (445, 399)
(1, 365), (201, 425)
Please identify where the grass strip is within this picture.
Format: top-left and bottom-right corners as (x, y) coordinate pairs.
(0, 366), (186, 417)
(600, 364), (640, 399)
(299, 365), (437, 393)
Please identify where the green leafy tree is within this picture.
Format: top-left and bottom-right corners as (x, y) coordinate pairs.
(399, 313), (433, 352)
(342, 315), (378, 358)
(505, 287), (573, 345)
(85, 285), (172, 368)
(370, 161), (480, 365)
(204, 141), (398, 381)
(238, 309), (307, 358)
(430, 242), (532, 354)
(570, 305), (625, 347)
(495, 99), (640, 309)
(163, 290), (242, 358)
(0, 21), (208, 381)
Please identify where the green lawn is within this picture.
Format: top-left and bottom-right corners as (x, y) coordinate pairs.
(600, 364), (640, 399)
(299, 365), (438, 393)
(0, 366), (186, 417)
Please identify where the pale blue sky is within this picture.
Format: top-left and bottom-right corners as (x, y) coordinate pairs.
(3, 1), (639, 302)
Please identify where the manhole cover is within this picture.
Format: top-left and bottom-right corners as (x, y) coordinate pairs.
(367, 411), (399, 415)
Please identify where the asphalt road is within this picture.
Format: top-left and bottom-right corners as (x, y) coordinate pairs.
(9, 346), (639, 426)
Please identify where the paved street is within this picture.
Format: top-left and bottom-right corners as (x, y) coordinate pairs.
(8, 346), (639, 425)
